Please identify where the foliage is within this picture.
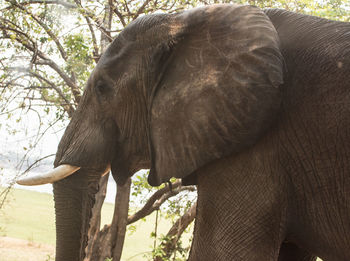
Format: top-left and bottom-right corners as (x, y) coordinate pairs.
(0, 0), (349, 118)
(1, 0), (348, 164)
(0, 0), (349, 260)
(1, 1), (86, 120)
(150, 234), (191, 261)
(201, 0), (349, 21)
(64, 33), (94, 86)
(129, 172), (195, 221)
(45, 254), (55, 261)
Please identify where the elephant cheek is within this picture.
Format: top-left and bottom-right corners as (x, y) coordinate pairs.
(147, 171), (159, 187)
(111, 156), (132, 186)
(111, 141), (151, 186)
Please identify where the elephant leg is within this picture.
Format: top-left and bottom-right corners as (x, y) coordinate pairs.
(188, 154), (287, 261)
(278, 242), (317, 261)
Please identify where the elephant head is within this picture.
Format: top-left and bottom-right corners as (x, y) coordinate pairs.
(17, 4), (283, 260)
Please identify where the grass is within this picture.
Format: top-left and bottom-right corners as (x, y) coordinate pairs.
(0, 188), (56, 245)
(0, 187), (192, 260)
(0, 188), (323, 261)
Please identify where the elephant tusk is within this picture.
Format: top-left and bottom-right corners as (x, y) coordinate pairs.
(101, 164), (111, 176)
(16, 164), (81, 186)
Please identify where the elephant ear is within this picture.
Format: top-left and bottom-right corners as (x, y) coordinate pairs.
(147, 4), (283, 186)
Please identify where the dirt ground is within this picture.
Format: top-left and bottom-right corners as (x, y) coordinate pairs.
(0, 236), (55, 261)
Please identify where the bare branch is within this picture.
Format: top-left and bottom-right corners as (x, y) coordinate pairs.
(113, 5), (126, 27)
(100, 0), (113, 47)
(73, 0), (113, 42)
(21, 154), (56, 176)
(127, 182), (196, 225)
(123, 0), (131, 17)
(1, 0), (76, 10)
(133, 0), (151, 20)
(1, 64), (75, 116)
(154, 202), (197, 261)
(85, 16), (100, 62)
(0, 106), (25, 116)
(16, 111), (62, 169)
(0, 23), (82, 104)
(6, 0), (69, 62)
(29, 71), (75, 116)
(0, 21), (36, 47)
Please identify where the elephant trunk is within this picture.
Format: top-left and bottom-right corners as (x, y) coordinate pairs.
(53, 172), (99, 261)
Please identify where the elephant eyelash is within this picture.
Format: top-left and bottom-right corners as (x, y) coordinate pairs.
(96, 84), (106, 95)
(96, 83), (113, 96)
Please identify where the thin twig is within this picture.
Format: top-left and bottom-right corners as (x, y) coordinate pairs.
(73, 0), (113, 41)
(133, 0), (151, 20)
(1, 0), (76, 11)
(1, 26), (81, 104)
(6, 0), (69, 61)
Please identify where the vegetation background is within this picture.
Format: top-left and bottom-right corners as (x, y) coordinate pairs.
(0, 188), (193, 260)
(0, 0), (349, 260)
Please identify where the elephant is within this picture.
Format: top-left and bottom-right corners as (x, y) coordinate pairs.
(17, 3), (350, 261)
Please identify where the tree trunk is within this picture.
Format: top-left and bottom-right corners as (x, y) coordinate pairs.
(84, 174), (109, 261)
(111, 178), (131, 260)
(97, 178), (131, 261)
(84, 181), (196, 260)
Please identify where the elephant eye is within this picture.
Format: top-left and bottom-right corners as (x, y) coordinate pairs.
(96, 82), (112, 96)
(96, 84), (106, 95)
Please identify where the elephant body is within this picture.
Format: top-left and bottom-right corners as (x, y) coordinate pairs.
(19, 4), (350, 261)
(267, 9), (350, 260)
(191, 9), (350, 260)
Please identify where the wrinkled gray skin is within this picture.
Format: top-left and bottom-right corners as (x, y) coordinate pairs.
(52, 4), (350, 261)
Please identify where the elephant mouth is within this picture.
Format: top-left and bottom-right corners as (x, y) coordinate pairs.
(16, 164), (111, 186)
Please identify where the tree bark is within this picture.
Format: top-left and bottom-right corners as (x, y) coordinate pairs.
(127, 182), (196, 224)
(84, 174), (109, 261)
(84, 181), (196, 260)
(111, 178), (132, 260)
(97, 178), (131, 261)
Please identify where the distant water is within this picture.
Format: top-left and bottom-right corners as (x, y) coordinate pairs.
(1, 151), (195, 206)
(1, 166), (117, 203)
